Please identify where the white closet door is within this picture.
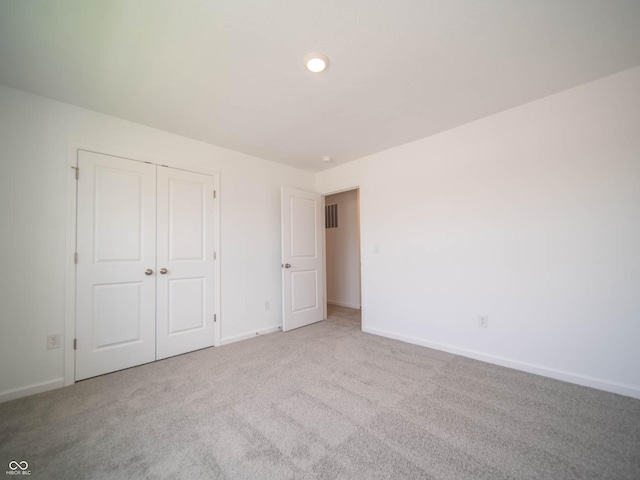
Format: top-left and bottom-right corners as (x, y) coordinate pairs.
(75, 151), (157, 380)
(156, 166), (216, 359)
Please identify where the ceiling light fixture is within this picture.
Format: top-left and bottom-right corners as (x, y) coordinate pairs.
(304, 53), (329, 73)
(322, 156), (332, 163)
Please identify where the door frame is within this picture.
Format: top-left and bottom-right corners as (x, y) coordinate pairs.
(64, 144), (221, 386)
(320, 185), (365, 328)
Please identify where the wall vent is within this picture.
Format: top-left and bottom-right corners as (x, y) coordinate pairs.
(325, 204), (338, 229)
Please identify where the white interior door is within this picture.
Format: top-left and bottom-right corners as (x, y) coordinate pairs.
(156, 167), (217, 359)
(281, 187), (325, 331)
(75, 151), (157, 380)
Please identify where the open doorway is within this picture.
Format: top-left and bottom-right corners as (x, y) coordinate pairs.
(324, 188), (361, 326)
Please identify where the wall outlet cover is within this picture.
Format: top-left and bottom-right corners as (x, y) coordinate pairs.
(47, 333), (62, 349)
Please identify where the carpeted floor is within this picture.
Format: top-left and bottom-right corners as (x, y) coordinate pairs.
(1, 305), (639, 479)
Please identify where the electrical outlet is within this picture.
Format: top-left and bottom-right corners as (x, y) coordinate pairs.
(264, 301), (270, 310)
(478, 316), (489, 328)
(47, 333), (61, 349)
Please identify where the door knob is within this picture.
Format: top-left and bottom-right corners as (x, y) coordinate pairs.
(160, 268), (168, 275)
(145, 269), (153, 276)
(284, 263), (292, 269)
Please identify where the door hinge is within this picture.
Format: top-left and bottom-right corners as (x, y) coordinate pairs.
(214, 314), (217, 323)
(73, 338), (77, 350)
(71, 166), (79, 179)
(213, 190), (217, 199)
(74, 252), (78, 264)
(213, 251), (217, 260)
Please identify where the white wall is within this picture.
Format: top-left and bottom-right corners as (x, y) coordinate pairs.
(0, 85), (314, 401)
(316, 66), (640, 399)
(325, 189), (361, 309)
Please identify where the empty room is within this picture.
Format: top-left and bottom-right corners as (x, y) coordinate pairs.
(1, 1), (639, 478)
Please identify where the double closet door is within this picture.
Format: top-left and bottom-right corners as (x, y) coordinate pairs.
(75, 150), (217, 381)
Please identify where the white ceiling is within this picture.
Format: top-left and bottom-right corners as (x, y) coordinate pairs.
(1, 1), (639, 172)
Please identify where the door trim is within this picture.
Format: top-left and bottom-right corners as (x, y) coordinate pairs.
(64, 144), (221, 386)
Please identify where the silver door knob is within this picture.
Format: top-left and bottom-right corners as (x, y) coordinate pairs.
(160, 268), (168, 275)
(145, 269), (153, 275)
(284, 263), (292, 269)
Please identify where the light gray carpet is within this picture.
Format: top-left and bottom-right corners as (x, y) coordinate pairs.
(1, 305), (639, 479)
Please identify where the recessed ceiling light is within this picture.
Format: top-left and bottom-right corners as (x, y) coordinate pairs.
(322, 156), (332, 163)
(304, 53), (329, 73)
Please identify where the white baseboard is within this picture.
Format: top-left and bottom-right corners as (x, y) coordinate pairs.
(221, 325), (282, 346)
(328, 300), (361, 309)
(0, 378), (65, 404)
(362, 326), (640, 400)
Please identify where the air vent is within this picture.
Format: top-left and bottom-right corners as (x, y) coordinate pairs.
(325, 204), (338, 229)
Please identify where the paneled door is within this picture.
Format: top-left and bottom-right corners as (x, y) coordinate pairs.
(75, 151), (218, 380)
(281, 187), (325, 331)
(156, 167), (216, 359)
(75, 151), (157, 380)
